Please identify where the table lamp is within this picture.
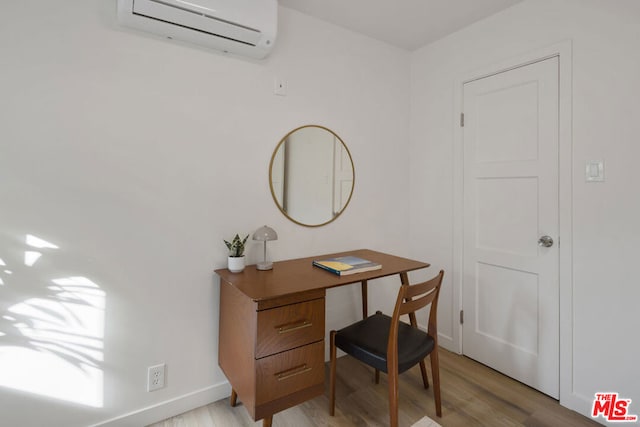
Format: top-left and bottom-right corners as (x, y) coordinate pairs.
(253, 225), (278, 270)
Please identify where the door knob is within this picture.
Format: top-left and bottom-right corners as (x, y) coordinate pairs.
(538, 235), (554, 247)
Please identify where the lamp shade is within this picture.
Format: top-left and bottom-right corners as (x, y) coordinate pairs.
(253, 225), (278, 241)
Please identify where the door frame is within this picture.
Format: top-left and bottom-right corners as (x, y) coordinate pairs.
(452, 40), (575, 408)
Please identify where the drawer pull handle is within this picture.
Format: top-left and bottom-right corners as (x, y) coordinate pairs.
(276, 364), (312, 381)
(277, 320), (312, 334)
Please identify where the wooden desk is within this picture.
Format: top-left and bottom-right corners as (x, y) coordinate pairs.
(215, 249), (429, 426)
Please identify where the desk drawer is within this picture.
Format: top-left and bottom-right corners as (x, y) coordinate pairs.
(255, 341), (324, 405)
(256, 298), (324, 358)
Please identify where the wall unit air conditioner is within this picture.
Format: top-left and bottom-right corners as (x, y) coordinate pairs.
(117, 0), (277, 59)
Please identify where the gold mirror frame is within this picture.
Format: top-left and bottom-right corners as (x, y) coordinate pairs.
(269, 125), (355, 227)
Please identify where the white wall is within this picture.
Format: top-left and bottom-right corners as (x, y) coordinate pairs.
(7, 0), (636, 425)
(0, 1), (411, 426)
(409, 0), (640, 421)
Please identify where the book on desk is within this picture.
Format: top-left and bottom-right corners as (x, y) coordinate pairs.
(312, 255), (382, 276)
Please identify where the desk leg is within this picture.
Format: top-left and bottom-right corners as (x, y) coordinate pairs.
(263, 416), (273, 427)
(361, 280), (368, 319)
(229, 389), (238, 407)
(399, 272), (430, 389)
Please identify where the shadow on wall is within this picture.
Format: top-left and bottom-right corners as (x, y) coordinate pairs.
(0, 232), (105, 407)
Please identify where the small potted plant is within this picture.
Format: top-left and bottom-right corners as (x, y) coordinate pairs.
(224, 234), (249, 273)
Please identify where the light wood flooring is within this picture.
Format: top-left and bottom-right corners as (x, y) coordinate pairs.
(149, 349), (601, 427)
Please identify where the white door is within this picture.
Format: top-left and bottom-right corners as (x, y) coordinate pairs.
(462, 57), (559, 398)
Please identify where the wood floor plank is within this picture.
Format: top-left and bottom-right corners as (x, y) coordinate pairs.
(148, 349), (600, 427)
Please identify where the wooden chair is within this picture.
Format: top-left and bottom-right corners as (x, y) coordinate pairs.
(329, 270), (444, 426)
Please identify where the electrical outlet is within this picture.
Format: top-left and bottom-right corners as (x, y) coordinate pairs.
(147, 363), (165, 392)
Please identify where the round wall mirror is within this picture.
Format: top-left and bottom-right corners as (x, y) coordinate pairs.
(269, 125), (355, 227)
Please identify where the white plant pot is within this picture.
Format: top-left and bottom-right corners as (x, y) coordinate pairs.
(228, 255), (245, 273)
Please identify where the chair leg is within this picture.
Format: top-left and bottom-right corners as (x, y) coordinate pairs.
(387, 366), (399, 427)
(419, 360), (430, 389)
(229, 389), (238, 407)
(430, 348), (442, 417)
(329, 330), (337, 416)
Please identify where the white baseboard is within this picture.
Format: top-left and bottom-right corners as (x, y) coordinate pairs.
(437, 332), (456, 353)
(89, 381), (232, 427)
(561, 391), (608, 426)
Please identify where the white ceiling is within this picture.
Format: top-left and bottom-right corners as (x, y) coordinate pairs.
(278, 0), (524, 51)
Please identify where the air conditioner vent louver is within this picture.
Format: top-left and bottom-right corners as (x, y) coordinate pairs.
(146, 0), (261, 32)
(133, 11), (257, 47)
(118, 0), (277, 59)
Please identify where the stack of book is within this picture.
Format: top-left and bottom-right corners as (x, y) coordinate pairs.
(312, 255), (382, 276)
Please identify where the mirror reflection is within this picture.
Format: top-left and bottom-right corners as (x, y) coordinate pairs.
(270, 125), (354, 227)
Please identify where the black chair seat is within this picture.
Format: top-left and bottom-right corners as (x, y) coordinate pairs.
(335, 312), (435, 375)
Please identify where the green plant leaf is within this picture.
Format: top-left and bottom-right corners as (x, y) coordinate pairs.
(224, 233), (249, 257)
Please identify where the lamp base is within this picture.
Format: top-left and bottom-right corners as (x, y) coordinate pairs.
(256, 261), (273, 271)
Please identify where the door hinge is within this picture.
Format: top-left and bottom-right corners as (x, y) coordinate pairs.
(460, 310), (464, 324)
(460, 113), (465, 127)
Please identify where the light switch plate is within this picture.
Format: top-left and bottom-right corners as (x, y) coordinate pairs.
(586, 160), (604, 182)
